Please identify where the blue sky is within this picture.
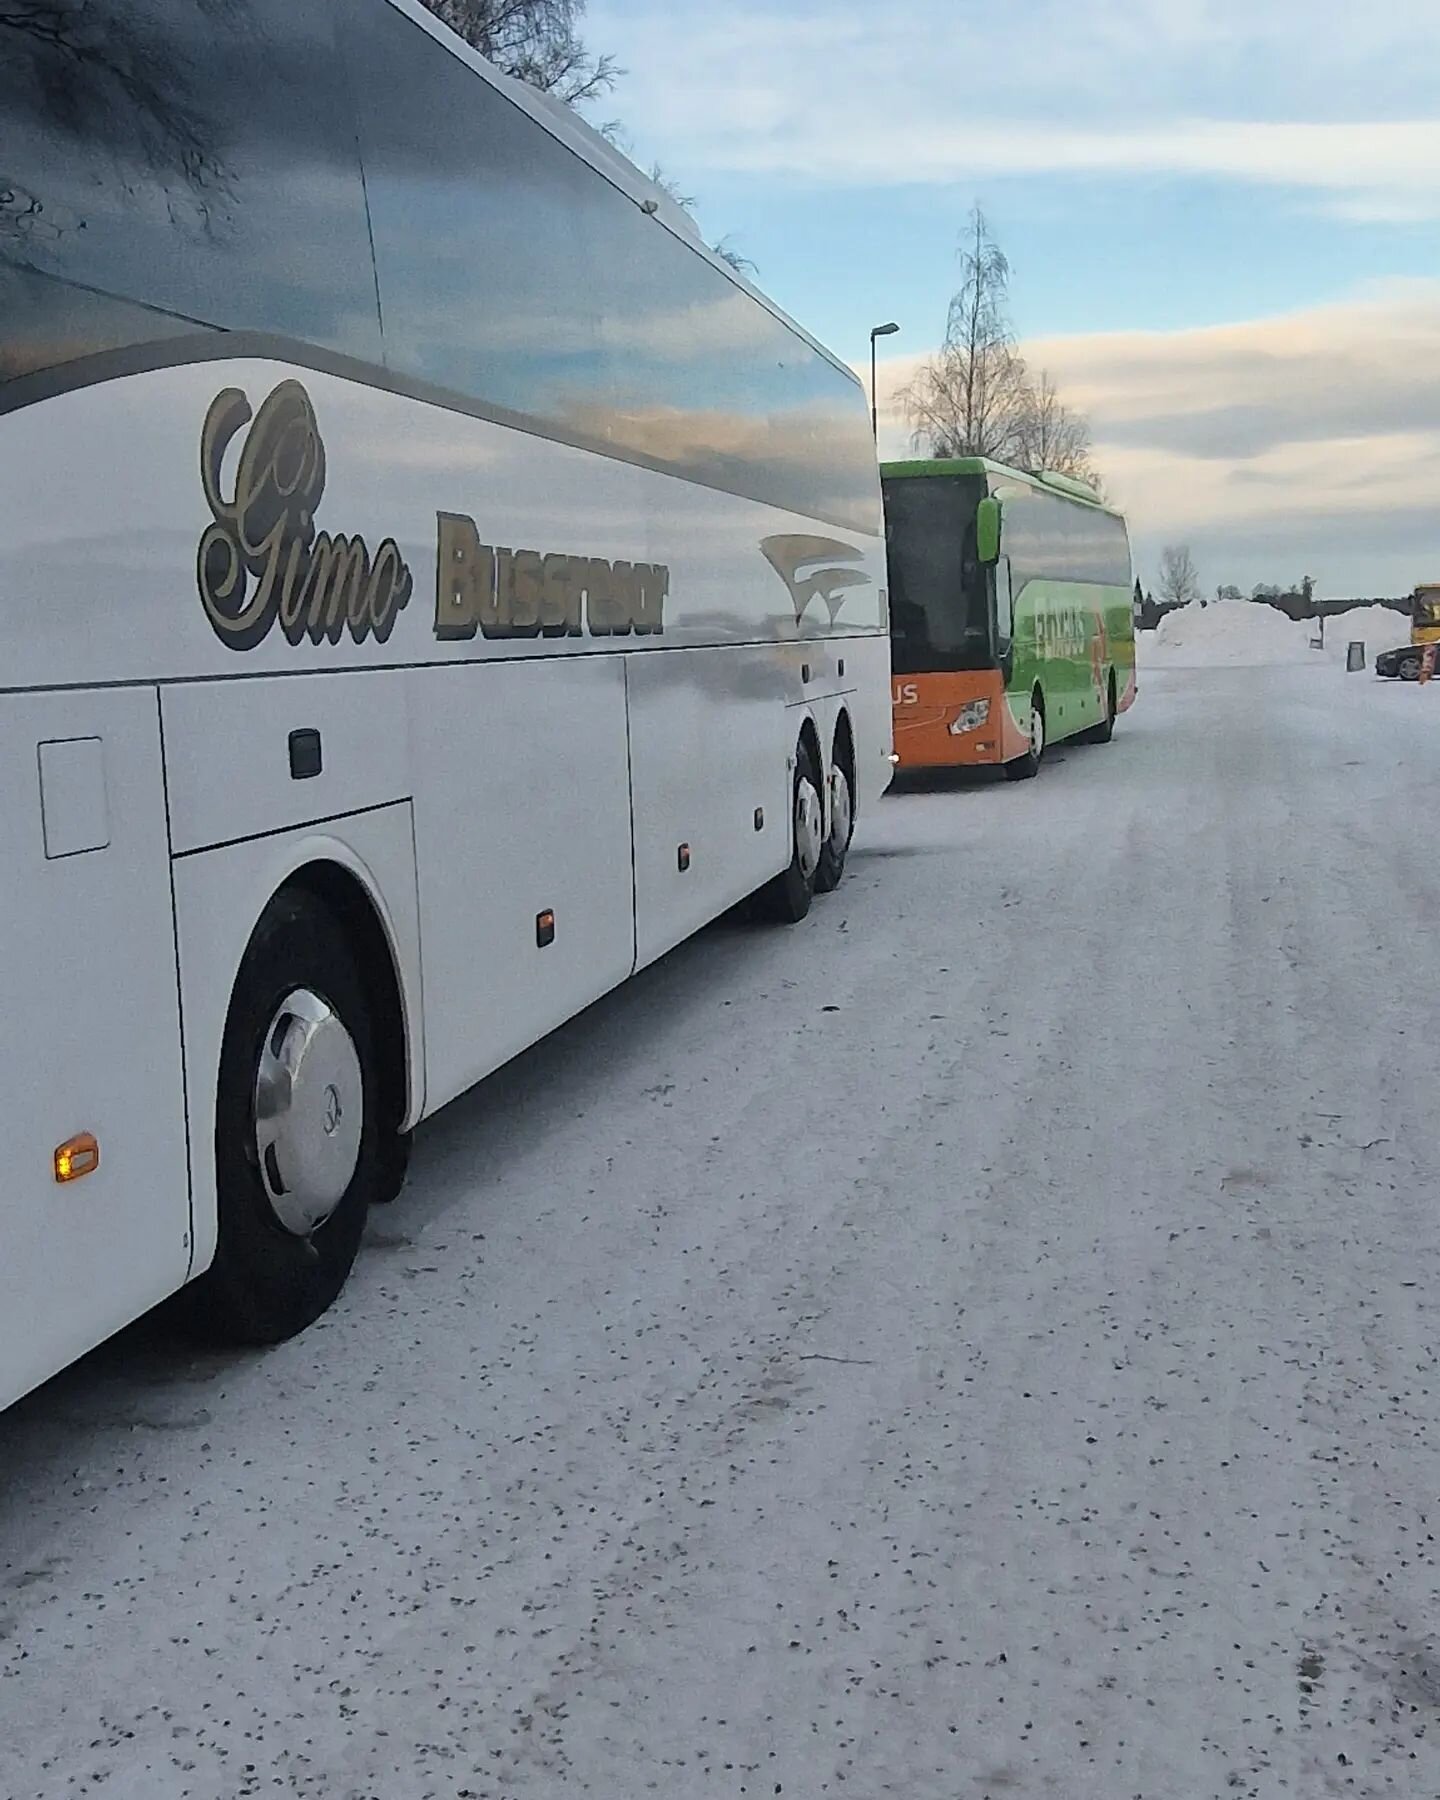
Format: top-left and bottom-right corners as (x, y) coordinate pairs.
(585, 0), (1440, 598)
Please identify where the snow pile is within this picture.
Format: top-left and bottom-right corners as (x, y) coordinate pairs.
(1317, 604), (1409, 662)
(1143, 599), (1414, 669)
(1144, 599), (1316, 666)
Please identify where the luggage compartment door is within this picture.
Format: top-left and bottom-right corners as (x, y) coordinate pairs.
(0, 688), (190, 1409)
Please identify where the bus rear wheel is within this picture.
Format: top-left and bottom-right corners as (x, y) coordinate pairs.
(183, 887), (386, 1344)
(755, 737), (822, 922)
(814, 749), (854, 894)
(1004, 691), (1046, 781)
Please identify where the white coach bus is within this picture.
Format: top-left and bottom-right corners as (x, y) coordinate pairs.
(0, 0), (892, 1407)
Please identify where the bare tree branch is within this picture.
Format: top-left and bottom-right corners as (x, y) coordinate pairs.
(641, 156), (758, 276)
(417, 0), (617, 102)
(1012, 369), (1099, 487)
(1, 0), (240, 245)
(710, 235), (757, 276)
(646, 162), (698, 216)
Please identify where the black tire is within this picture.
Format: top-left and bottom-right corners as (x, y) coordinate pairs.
(375, 1127), (412, 1205)
(181, 887), (387, 1344)
(755, 737), (822, 922)
(1004, 690), (1046, 781)
(1084, 674), (1117, 744)
(814, 739), (854, 894)
(1401, 654), (1422, 680)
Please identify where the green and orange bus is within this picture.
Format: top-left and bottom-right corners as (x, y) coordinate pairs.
(883, 458), (1135, 778)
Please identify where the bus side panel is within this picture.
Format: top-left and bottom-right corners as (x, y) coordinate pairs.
(0, 688), (190, 1410)
(170, 801), (424, 1278)
(1110, 573), (1139, 712)
(1011, 579), (1084, 744)
(844, 634), (897, 812)
(408, 658), (635, 1118)
(628, 645), (792, 971)
(1009, 578), (1133, 744)
(161, 671), (410, 855)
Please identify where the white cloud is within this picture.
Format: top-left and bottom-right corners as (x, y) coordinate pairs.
(589, 0), (1440, 216)
(706, 120), (1440, 220)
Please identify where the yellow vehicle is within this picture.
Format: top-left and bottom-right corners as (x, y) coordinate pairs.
(1375, 584), (1440, 677)
(1411, 584), (1440, 646)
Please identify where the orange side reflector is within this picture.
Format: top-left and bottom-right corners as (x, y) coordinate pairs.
(54, 1132), (100, 1183)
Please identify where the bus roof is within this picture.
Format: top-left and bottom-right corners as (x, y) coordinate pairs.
(881, 456), (1119, 517)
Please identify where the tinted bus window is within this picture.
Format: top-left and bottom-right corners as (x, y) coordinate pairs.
(346, 7), (607, 438)
(346, 2), (878, 533)
(884, 475), (993, 673)
(592, 205), (878, 534)
(1002, 487), (1131, 588)
(0, 0), (381, 383)
(0, 262), (210, 388)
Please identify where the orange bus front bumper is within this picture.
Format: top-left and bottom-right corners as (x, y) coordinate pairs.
(891, 670), (1028, 770)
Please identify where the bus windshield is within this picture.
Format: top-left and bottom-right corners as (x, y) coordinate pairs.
(884, 474), (993, 673)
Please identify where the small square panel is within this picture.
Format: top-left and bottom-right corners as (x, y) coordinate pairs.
(38, 738), (109, 859)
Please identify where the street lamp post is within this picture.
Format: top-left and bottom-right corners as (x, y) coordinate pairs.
(869, 322), (899, 441)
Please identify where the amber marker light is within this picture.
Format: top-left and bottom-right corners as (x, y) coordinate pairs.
(54, 1132), (100, 1183)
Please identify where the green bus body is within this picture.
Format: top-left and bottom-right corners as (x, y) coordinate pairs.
(882, 457), (1137, 771)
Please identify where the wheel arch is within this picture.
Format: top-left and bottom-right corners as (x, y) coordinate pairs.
(794, 709), (826, 830)
(176, 809), (425, 1280)
(283, 857), (414, 1155)
(797, 710), (825, 780)
(832, 706), (857, 803)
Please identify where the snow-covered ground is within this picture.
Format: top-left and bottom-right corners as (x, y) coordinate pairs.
(1144, 598), (1408, 667)
(5, 659), (1440, 1799)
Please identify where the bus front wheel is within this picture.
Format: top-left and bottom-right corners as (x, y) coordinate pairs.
(184, 887), (386, 1344)
(755, 737), (823, 922)
(1004, 691), (1046, 781)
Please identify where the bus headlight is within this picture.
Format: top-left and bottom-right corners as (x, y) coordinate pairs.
(948, 699), (990, 735)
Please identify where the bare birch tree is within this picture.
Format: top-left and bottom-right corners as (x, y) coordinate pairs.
(901, 208), (1101, 489)
(900, 207), (1030, 461)
(1158, 545), (1201, 609)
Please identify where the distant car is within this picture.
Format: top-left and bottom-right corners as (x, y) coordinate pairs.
(1376, 645), (1425, 680)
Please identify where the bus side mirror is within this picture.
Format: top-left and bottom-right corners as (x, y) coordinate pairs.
(975, 497), (1000, 565)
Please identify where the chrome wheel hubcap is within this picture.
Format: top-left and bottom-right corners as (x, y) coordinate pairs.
(254, 988), (363, 1236)
(795, 777), (823, 882)
(828, 766), (852, 854)
(1031, 708), (1045, 760)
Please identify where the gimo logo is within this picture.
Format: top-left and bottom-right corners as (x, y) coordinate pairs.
(197, 380), (414, 651)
